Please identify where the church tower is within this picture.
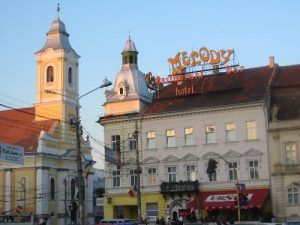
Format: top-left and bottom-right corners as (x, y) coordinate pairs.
(35, 8), (80, 124)
(104, 37), (152, 115)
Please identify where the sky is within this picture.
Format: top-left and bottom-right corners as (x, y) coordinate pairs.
(1, 1), (300, 169)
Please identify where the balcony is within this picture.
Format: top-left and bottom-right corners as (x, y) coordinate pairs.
(160, 180), (199, 194)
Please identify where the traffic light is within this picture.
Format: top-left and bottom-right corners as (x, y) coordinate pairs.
(206, 159), (218, 180)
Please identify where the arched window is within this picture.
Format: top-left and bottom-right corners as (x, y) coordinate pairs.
(120, 88), (124, 95)
(46, 66), (54, 82)
(68, 67), (72, 84)
(129, 56), (133, 64)
(288, 184), (300, 204)
(50, 178), (55, 200)
(71, 179), (76, 200)
(124, 56), (128, 64)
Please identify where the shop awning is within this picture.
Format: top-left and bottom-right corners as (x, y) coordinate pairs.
(200, 188), (269, 210)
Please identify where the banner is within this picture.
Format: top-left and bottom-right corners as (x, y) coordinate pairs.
(105, 146), (120, 165)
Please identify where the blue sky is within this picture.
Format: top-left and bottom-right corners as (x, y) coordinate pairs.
(1, 1), (300, 169)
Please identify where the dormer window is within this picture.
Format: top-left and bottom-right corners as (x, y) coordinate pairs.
(46, 66), (54, 82)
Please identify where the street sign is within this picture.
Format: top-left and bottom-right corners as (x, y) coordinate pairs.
(236, 183), (246, 190)
(0, 142), (24, 165)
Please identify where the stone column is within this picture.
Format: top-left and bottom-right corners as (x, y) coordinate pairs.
(36, 167), (49, 224)
(5, 169), (12, 212)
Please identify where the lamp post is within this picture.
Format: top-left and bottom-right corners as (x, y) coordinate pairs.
(45, 78), (112, 225)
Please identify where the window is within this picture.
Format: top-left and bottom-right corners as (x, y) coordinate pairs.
(249, 160), (259, 179)
(147, 131), (156, 149)
(46, 66), (54, 82)
(50, 178), (55, 200)
(246, 121), (257, 140)
(112, 135), (120, 151)
(167, 166), (176, 182)
(185, 128), (195, 146)
(206, 125), (216, 144)
(68, 67), (72, 84)
(129, 56), (133, 64)
(71, 179), (76, 200)
(147, 168), (157, 185)
(113, 170), (121, 187)
(208, 172), (217, 181)
(287, 185), (299, 204)
(285, 143), (297, 164)
(18, 177), (26, 206)
(120, 88), (124, 95)
(146, 203), (158, 222)
(129, 169), (137, 187)
(166, 129), (176, 148)
(228, 162), (237, 181)
(128, 134), (137, 150)
(226, 123), (237, 142)
(186, 165), (196, 181)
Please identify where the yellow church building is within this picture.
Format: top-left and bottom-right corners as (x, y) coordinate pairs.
(0, 12), (94, 225)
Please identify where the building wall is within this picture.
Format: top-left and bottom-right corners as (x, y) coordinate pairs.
(268, 119), (300, 222)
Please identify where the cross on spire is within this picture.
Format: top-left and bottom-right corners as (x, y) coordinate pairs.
(57, 3), (60, 19)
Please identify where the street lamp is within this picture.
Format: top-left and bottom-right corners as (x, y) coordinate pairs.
(45, 78), (112, 225)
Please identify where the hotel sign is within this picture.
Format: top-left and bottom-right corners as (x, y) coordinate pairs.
(0, 142), (24, 165)
(168, 47), (234, 75)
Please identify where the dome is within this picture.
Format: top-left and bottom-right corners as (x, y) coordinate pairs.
(48, 18), (69, 36)
(122, 38), (137, 52)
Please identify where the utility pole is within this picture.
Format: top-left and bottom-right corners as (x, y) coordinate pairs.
(64, 178), (67, 225)
(135, 121), (142, 223)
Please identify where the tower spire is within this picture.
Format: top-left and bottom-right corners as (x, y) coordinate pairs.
(57, 3), (60, 19)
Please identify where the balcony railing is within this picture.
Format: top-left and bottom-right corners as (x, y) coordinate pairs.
(160, 180), (199, 194)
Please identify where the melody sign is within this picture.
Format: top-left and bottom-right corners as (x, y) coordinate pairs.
(0, 142), (24, 165)
(168, 47), (234, 75)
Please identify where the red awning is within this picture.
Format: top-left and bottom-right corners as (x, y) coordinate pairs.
(200, 188), (269, 210)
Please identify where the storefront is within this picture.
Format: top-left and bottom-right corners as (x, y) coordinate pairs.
(199, 189), (270, 222)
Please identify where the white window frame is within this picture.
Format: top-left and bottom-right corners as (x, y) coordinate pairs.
(147, 168), (157, 185)
(129, 169), (137, 187)
(246, 120), (257, 140)
(186, 165), (196, 181)
(225, 123), (237, 142)
(249, 160), (259, 180)
(112, 170), (121, 187)
(166, 129), (176, 148)
(185, 127), (195, 146)
(112, 135), (120, 151)
(167, 166), (177, 182)
(206, 125), (216, 144)
(228, 162), (237, 181)
(128, 134), (137, 151)
(287, 184), (300, 205)
(284, 142), (298, 165)
(147, 131), (156, 149)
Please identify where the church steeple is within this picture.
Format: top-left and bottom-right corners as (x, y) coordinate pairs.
(104, 37), (152, 116)
(35, 7), (79, 123)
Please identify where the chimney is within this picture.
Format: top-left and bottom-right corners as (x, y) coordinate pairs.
(269, 56), (275, 68)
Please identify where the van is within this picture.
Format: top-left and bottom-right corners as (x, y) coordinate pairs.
(97, 219), (138, 225)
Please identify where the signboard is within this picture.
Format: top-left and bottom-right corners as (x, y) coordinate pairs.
(96, 197), (104, 206)
(205, 193), (253, 202)
(236, 183), (246, 190)
(105, 146), (120, 165)
(0, 142), (24, 165)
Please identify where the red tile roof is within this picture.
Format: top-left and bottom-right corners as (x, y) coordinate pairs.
(0, 107), (57, 152)
(144, 66), (274, 115)
(271, 64), (300, 120)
